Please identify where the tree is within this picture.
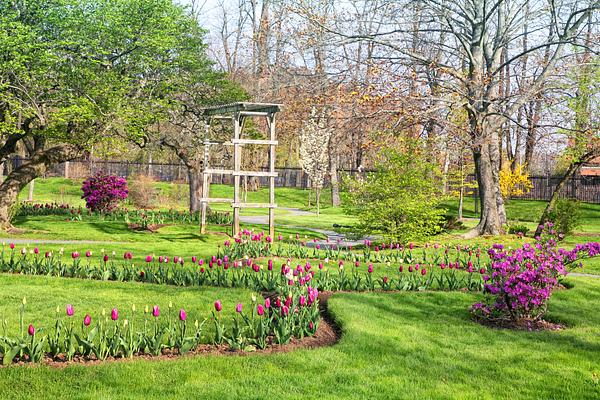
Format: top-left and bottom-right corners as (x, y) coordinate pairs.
(0, 0), (216, 228)
(300, 0), (599, 236)
(298, 108), (331, 215)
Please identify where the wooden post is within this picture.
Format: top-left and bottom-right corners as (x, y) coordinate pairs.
(268, 113), (276, 239)
(233, 114), (241, 236)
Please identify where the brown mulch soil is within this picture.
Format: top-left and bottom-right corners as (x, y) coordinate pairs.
(476, 317), (564, 332)
(3, 292), (341, 369)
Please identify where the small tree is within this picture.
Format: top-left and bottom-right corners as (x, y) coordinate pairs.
(298, 108), (331, 215)
(81, 172), (128, 213)
(343, 146), (446, 242)
(499, 163), (534, 200)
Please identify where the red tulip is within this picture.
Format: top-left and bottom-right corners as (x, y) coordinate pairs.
(34, 247), (39, 254)
(9, 243), (15, 250)
(421, 268), (427, 276)
(145, 255), (153, 263)
(28, 324), (35, 336)
(83, 314), (91, 326)
(368, 263), (373, 274)
(85, 250), (92, 258)
(103, 254), (109, 262)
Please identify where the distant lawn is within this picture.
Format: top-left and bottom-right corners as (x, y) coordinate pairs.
(0, 276), (599, 399)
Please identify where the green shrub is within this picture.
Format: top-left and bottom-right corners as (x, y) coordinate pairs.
(547, 199), (581, 234)
(508, 222), (530, 236)
(342, 146), (446, 242)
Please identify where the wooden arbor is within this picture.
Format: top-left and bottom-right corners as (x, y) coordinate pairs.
(200, 102), (282, 238)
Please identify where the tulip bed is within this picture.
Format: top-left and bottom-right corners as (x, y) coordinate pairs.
(0, 274), (319, 366)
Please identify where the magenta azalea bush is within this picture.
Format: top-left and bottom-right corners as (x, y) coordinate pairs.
(472, 223), (600, 322)
(81, 172), (128, 213)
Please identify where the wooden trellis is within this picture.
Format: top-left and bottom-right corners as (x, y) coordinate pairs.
(200, 102), (282, 237)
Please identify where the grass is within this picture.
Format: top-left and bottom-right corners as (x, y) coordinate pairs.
(0, 275), (599, 399)
(0, 274), (255, 338)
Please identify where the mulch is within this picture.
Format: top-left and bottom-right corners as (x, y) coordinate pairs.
(476, 317), (564, 332)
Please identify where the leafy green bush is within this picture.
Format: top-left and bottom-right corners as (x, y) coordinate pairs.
(508, 222), (530, 236)
(547, 199), (581, 234)
(342, 146), (446, 242)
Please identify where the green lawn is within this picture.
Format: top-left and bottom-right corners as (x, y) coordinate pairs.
(0, 275), (599, 399)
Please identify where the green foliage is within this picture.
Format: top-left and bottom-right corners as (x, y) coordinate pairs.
(507, 222), (530, 236)
(546, 199), (582, 235)
(343, 147), (446, 242)
(0, 0), (219, 146)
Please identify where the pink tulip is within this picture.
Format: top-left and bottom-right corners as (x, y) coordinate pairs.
(421, 268), (427, 276)
(299, 295), (306, 306)
(9, 243), (15, 250)
(214, 300), (222, 312)
(264, 298), (271, 309)
(28, 324), (35, 336)
(111, 308), (118, 321)
(83, 314), (91, 326)
(257, 304), (265, 316)
(179, 309), (187, 321)
(72, 252), (80, 259)
(191, 256), (197, 263)
(66, 304), (74, 317)
(198, 259), (204, 266)
(235, 303), (243, 313)
(368, 263), (373, 274)
(85, 250), (92, 258)
(152, 305), (160, 317)
(33, 247), (39, 254)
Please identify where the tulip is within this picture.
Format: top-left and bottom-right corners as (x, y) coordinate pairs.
(103, 254), (109, 262)
(9, 243), (15, 250)
(66, 304), (74, 317)
(421, 268), (427, 276)
(33, 247), (39, 254)
(299, 295), (306, 306)
(191, 256), (197, 263)
(72, 251), (80, 259)
(214, 300), (222, 312)
(28, 324), (35, 336)
(83, 314), (91, 326)
(399, 265), (404, 273)
(368, 263), (373, 274)
(235, 303), (243, 313)
(152, 305), (160, 317)
(198, 258), (204, 266)
(145, 255), (153, 263)
(85, 250), (92, 258)
(179, 309), (187, 321)
(264, 298), (271, 309)
(257, 304), (265, 316)
(111, 308), (118, 321)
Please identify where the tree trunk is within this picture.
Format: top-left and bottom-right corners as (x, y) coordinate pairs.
(316, 187), (321, 216)
(188, 166), (203, 213)
(465, 145), (504, 237)
(0, 144), (84, 229)
(534, 150), (599, 237)
(329, 153), (341, 207)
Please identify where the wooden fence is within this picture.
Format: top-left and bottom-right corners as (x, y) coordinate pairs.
(8, 157), (600, 203)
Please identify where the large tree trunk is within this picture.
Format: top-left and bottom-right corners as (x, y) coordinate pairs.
(466, 144), (504, 237)
(0, 144), (84, 229)
(188, 166), (203, 213)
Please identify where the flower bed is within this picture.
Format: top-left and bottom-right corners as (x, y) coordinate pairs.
(0, 286), (320, 366)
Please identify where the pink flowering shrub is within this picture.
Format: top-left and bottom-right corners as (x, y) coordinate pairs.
(81, 172), (128, 213)
(472, 223), (600, 322)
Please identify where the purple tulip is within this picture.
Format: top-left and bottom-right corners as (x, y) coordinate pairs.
(111, 308), (118, 321)
(66, 304), (74, 317)
(179, 309), (187, 321)
(83, 314), (92, 326)
(152, 305), (160, 317)
(28, 324), (35, 336)
(214, 300), (222, 312)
